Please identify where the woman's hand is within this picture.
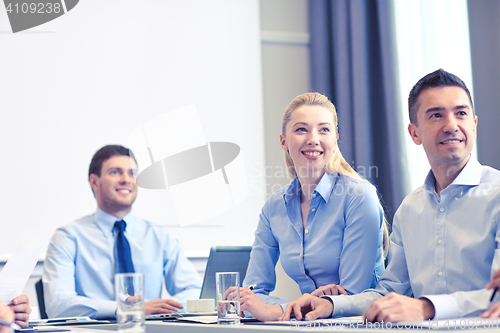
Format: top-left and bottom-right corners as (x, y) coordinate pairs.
(311, 284), (348, 297)
(224, 287), (283, 321)
(239, 287), (284, 321)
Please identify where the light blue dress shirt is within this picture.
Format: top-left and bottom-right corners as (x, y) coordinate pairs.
(243, 172), (385, 309)
(329, 158), (500, 319)
(42, 208), (202, 319)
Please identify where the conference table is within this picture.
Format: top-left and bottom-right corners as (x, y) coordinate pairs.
(68, 317), (500, 333)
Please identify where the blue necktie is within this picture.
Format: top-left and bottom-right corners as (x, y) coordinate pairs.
(114, 220), (135, 273)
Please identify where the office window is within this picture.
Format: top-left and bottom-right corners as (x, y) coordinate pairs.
(393, 0), (476, 191)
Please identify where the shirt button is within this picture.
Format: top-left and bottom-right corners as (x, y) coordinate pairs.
(438, 271), (443, 276)
(438, 239), (442, 244)
(305, 229), (309, 234)
(440, 207), (444, 212)
(340, 309), (344, 313)
(299, 253), (302, 257)
(311, 208), (316, 212)
(312, 194), (316, 198)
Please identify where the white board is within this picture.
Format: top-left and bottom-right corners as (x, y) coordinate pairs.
(0, 0), (265, 259)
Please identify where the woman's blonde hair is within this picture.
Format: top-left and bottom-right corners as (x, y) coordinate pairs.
(281, 92), (389, 257)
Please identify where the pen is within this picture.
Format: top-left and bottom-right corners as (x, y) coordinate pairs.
(490, 286), (499, 302)
(0, 318), (21, 330)
(248, 284), (257, 290)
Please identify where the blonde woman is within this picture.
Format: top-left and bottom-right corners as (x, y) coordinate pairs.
(240, 93), (387, 321)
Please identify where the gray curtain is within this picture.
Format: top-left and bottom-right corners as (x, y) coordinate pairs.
(468, 0), (500, 170)
(309, 0), (409, 225)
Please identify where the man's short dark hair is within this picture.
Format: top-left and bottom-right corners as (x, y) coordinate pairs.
(408, 69), (474, 125)
(88, 145), (138, 178)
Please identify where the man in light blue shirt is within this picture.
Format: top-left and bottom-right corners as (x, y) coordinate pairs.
(43, 145), (202, 319)
(281, 69), (500, 322)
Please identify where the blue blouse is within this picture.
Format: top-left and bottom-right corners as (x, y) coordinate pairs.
(243, 172), (385, 308)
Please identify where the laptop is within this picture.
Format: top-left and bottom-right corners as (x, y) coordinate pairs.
(146, 245), (252, 319)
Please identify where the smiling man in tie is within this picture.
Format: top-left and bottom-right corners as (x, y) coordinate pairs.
(43, 145), (202, 319)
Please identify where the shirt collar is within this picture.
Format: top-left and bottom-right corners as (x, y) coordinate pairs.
(315, 172), (337, 203)
(94, 207), (135, 237)
(451, 157), (482, 186)
(284, 177), (301, 204)
(284, 172), (337, 204)
(423, 156), (482, 192)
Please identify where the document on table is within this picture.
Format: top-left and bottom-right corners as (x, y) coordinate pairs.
(29, 317), (112, 327)
(16, 325), (72, 332)
(174, 315), (218, 324)
(0, 243), (42, 304)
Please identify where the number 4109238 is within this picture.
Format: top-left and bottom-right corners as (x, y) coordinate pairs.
(5, 2), (62, 14)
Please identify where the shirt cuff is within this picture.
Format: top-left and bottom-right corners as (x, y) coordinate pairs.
(321, 295), (351, 318)
(95, 300), (118, 319)
(421, 295), (459, 320)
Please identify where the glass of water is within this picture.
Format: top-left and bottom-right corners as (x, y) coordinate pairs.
(115, 273), (145, 333)
(216, 272), (241, 325)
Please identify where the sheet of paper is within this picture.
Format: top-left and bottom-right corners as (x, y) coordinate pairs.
(175, 315), (218, 324)
(0, 243), (42, 304)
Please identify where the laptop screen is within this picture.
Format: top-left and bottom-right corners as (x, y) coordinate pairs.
(199, 246), (252, 300)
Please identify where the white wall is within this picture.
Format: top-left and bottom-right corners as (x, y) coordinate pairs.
(0, 0), (265, 260)
(260, 0), (310, 301)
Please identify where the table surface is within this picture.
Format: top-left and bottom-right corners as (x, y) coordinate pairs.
(68, 317), (500, 333)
